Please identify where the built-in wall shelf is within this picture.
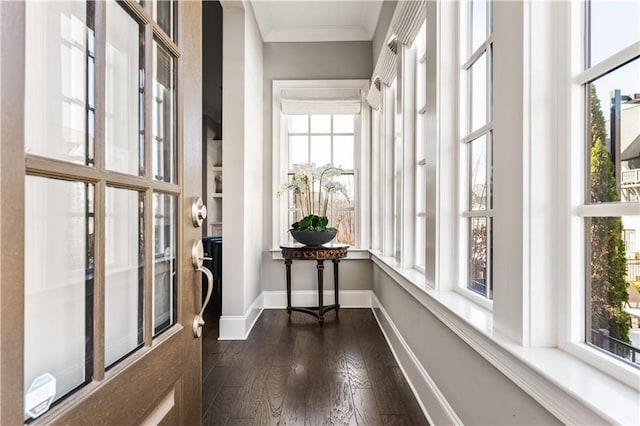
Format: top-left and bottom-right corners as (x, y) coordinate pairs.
(205, 115), (223, 237)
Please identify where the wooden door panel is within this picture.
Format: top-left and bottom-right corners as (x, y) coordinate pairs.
(0, 0), (203, 424)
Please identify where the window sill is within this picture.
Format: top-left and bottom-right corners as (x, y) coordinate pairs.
(369, 251), (640, 426)
(270, 248), (370, 260)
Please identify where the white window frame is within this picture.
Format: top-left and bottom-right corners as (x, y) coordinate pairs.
(415, 21), (427, 273)
(271, 79), (370, 252)
(458, 0), (494, 307)
(559, 0), (640, 389)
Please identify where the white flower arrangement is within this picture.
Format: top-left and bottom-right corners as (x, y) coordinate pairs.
(277, 163), (349, 231)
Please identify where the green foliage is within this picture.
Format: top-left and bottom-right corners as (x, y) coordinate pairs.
(291, 215), (331, 232)
(590, 85), (608, 149)
(589, 118), (630, 342)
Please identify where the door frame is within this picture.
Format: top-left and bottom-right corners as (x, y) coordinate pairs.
(0, 1), (204, 423)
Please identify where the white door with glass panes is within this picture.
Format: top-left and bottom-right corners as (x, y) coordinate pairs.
(0, 1), (204, 423)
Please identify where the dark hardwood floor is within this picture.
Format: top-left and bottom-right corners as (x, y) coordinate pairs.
(201, 309), (429, 425)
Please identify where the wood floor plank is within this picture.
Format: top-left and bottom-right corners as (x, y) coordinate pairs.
(352, 388), (384, 426)
(203, 386), (242, 425)
(279, 365), (308, 425)
(328, 372), (357, 425)
(202, 366), (232, 415)
(254, 366), (289, 425)
(201, 309), (429, 426)
(367, 367), (407, 415)
(216, 341), (247, 367)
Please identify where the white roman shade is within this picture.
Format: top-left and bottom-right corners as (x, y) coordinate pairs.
(280, 88), (362, 114)
(366, 78), (382, 110)
(369, 0), (425, 95)
(391, 0), (426, 46)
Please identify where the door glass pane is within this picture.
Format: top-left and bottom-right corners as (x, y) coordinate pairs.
(24, 177), (94, 417)
(153, 193), (177, 336)
(105, 0), (144, 175)
(153, 41), (176, 183)
(153, 0), (175, 40)
(588, 58), (640, 204)
(25, 1), (93, 165)
(105, 188), (144, 367)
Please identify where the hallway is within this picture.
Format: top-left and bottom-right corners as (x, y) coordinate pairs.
(201, 309), (428, 425)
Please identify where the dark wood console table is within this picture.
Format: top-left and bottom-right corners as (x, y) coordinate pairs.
(280, 243), (349, 324)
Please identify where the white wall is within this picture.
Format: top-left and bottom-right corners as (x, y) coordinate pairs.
(243, 4), (264, 311)
(261, 41), (373, 292)
(372, 265), (562, 425)
(221, 3), (263, 322)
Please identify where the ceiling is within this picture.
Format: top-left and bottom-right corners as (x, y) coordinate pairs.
(249, 1), (384, 42)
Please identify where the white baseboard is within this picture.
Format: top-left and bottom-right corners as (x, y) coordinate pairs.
(218, 293), (264, 340)
(263, 290), (372, 309)
(372, 294), (462, 426)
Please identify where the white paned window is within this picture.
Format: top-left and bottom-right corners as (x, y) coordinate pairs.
(272, 80), (370, 250)
(578, 0), (640, 368)
(415, 21), (427, 272)
(461, 0), (493, 300)
(286, 114), (357, 246)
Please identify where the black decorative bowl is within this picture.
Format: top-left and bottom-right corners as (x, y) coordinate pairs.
(290, 229), (337, 246)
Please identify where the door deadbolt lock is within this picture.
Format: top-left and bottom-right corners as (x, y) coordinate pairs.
(191, 197), (207, 228)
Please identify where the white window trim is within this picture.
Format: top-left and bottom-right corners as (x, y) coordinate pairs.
(271, 79), (370, 253)
(556, 0), (640, 390)
(457, 0), (494, 305)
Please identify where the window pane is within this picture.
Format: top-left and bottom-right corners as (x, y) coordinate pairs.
(310, 136), (331, 167)
(105, 188), (144, 367)
(470, 53), (487, 132)
(587, 216), (640, 367)
(333, 135), (354, 169)
(153, 193), (177, 336)
(333, 115), (354, 134)
(310, 114), (331, 133)
(329, 209), (355, 246)
(469, 217), (491, 298)
(416, 164), (426, 214)
(588, 58), (640, 204)
(288, 115), (308, 133)
(335, 174), (355, 205)
(589, 1), (640, 67)
(469, 135), (487, 211)
(153, 41), (176, 183)
(25, 1), (92, 165)
(153, 0), (175, 40)
(24, 177), (94, 415)
(416, 113), (425, 161)
(470, 0), (487, 54)
(289, 135), (309, 167)
(416, 216), (426, 269)
(105, 0), (143, 175)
